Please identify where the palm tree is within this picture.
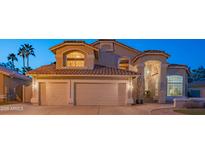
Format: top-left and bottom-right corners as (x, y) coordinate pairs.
(18, 45), (26, 68)
(24, 44), (35, 67)
(7, 53), (18, 69)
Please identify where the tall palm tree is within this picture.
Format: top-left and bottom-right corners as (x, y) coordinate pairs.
(18, 45), (26, 68)
(24, 44), (35, 68)
(17, 44), (35, 68)
(7, 53), (18, 69)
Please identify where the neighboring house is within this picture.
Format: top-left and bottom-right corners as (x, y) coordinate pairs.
(27, 40), (189, 106)
(189, 80), (205, 98)
(0, 66), (31, 102)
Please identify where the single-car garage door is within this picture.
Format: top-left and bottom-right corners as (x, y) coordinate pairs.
(75, 83), (126, 105)
(40, 82), (69, 105)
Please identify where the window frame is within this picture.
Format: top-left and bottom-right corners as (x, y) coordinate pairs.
(167, 75), (183, 96)
(118, 58), (130, 70)
(66, 51), (86, 68)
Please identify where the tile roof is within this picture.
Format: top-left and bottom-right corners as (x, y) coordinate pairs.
(144, 50), (169, 54)
(27, 64), (139, 76)
(0, 66), (31, 81)
(132, 50), (170, 64)
(168, 64), (188, 67)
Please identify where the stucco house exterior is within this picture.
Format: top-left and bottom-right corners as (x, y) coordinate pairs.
(0, 66), (31, 102)
(27, 40), (189, 106)
(189, 80), (205, 98)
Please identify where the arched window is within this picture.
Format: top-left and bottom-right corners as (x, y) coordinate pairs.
(118, 58), (129, 70)
(167, 75), (183, 96)
(66, 51), (85, 67)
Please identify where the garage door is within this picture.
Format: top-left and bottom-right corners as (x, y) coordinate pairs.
(75, 83), (126, 105)
(40, 82), (69, 105)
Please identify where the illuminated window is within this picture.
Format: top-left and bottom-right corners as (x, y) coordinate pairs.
(119, 58), (129, 70)
(167, 75), (183, 96)
(66, 52), (85, 67)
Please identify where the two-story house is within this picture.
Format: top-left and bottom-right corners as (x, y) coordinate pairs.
(27, 40), (189, 106)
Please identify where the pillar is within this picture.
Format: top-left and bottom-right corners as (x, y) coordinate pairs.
(159, 63), (168, 103)
(30, 77), (39, 105)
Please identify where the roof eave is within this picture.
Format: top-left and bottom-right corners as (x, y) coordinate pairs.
(131, 52), (170, 64)
(27, 74), (139, 77)
(50, 42), (99, 53)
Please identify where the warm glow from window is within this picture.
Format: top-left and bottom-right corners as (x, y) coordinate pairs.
(119, 58), (129, 70)
(167, 75), (183, 96)
(66, 52), (85, 67)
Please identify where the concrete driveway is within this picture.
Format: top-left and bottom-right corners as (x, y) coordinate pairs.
(0, 102), (178, 115)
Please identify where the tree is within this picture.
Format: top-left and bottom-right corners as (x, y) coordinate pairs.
(24, 44), (35, 67)
(18, 45), (26, 68)
(191, 66), (205, 81)
(0, 61), (19, 72)
(22, 66), (33, 75)
(7, 53), (18, 69)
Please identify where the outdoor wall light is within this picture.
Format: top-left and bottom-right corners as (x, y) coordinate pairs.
(128, 83), (133, 90)
(33, 82), (38, 89)
(146, 70), (150, 74)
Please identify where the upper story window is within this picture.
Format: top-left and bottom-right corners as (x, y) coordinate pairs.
(66, 51), (85, 67)
(167, 75), (183, 96)
(118, 58), (129, 70)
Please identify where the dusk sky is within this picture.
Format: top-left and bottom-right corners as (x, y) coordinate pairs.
(0, 39), (204, 69)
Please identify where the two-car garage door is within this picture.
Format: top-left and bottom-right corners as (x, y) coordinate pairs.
(75, 83), (127, 105)
(39, 82), (127, 106)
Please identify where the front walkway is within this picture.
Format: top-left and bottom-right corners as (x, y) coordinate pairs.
(0, 102), (179, 115)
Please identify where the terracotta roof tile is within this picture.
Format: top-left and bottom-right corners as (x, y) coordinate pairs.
(27, 64), (139, 76)
(168, 64), (188, 67)
(0, 66), (31, 81)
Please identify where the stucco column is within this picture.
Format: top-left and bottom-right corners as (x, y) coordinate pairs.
(31, 77), (39, 105)
(56, 54), (63, 69)
(137, 63), (145, 101)
(127, 78), (134, 104)
(159, 63), (168, 103)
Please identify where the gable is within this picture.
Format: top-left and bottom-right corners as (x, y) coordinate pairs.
(50, 41), (98, 70)
(92, 40), (141, 59)
(50, 41), (99, 54)
(113, 42), (141, 59)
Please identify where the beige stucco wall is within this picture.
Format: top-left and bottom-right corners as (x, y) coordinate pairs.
(114, 43), (140, 59)
(23, 84), (32, 103)
(93, 42), (140, 68)
(0, 74), (4, 102)
(0, 73), (31, 102)
(189, 88), (205, 98)
(54, 45), (96, 69)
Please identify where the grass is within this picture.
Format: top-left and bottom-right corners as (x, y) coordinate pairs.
(174, 109), (205, 115)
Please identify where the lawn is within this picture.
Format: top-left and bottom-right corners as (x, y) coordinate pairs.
(174, 109), (205, 115)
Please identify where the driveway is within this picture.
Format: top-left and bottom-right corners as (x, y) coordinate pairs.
(0, 102), (179, 115)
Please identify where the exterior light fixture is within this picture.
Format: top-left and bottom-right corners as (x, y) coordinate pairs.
(33, 82), (38, 89)
(128, 83), (133, 90)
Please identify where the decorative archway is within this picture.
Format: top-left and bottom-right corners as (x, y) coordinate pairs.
(144, 60), (161, 99)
